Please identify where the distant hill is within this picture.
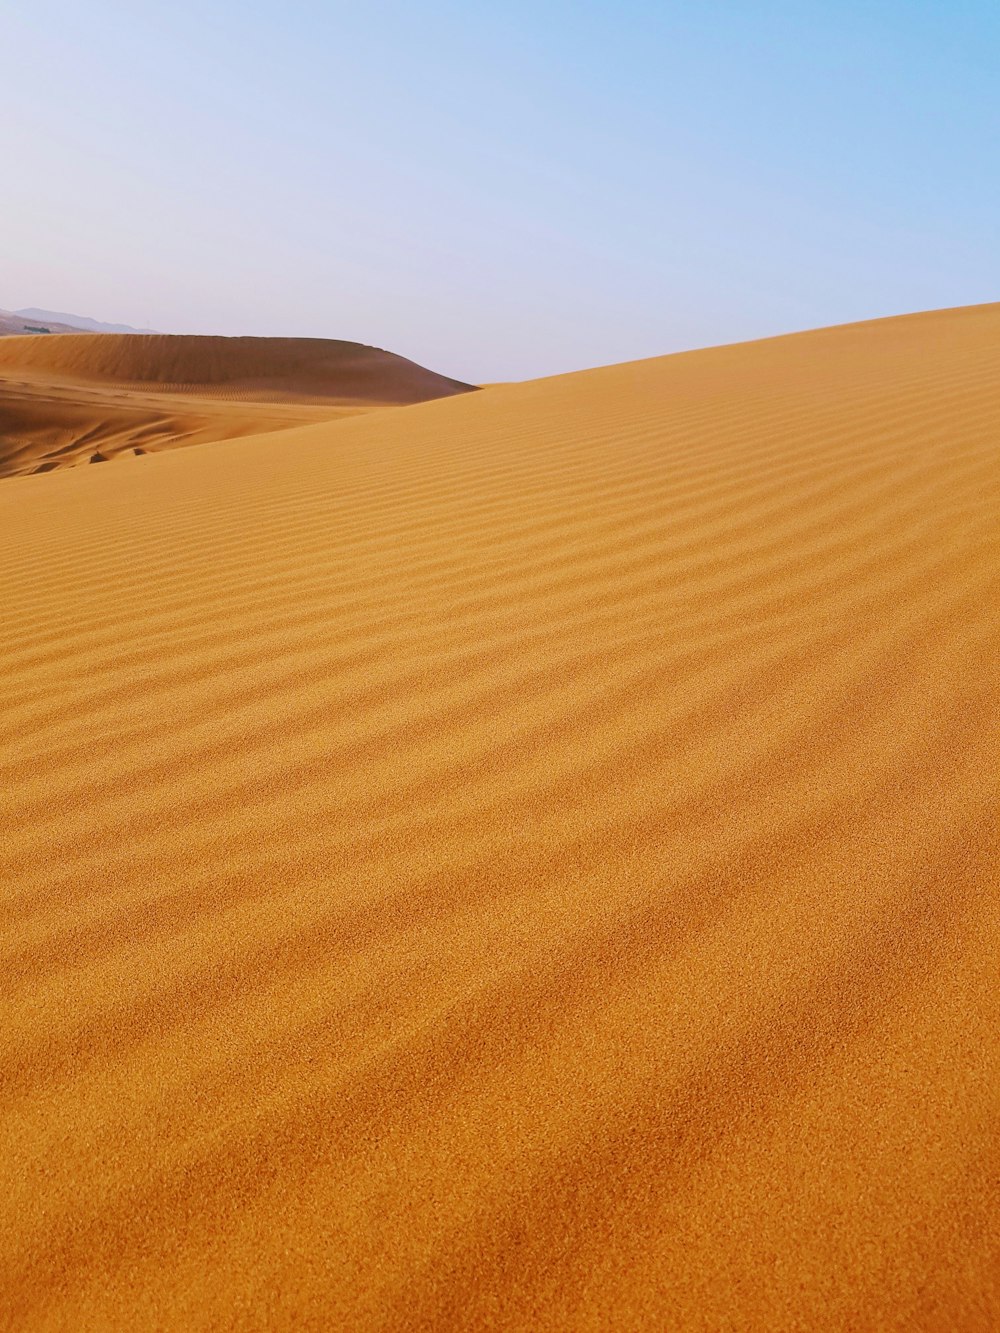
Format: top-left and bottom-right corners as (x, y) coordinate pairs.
(13, 307), (157, 335)
(0, 331), (477, 476)
(0, 332), (474, 401)
(0, 308), (89, 336)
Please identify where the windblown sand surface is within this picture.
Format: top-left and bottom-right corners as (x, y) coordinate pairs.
(1, 304), (998, 1331)
(0, 334), (473, 477)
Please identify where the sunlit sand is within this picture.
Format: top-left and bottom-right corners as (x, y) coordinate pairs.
(1, 304), (998, 1329)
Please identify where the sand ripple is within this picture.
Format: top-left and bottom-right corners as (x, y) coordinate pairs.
(1, 305), (998, 1329)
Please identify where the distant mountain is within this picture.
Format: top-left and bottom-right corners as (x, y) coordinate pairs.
(14, 308), (157, 335)
(0, 308), (89, 336)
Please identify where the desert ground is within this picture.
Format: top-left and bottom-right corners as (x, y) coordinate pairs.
(1, 304), (998, 1330)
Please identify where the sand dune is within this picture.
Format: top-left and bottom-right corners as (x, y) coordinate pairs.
(0, 334), (474, 477)
(1, 304), (998, 1330)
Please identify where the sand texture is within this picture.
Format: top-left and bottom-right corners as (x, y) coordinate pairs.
(1, 304), (998, 1330)
(0, 334), (474, 477)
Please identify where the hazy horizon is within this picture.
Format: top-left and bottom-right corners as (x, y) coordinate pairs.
(5, 0), (998, 383)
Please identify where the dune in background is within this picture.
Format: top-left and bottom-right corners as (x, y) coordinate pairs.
(0, 333), (474, 477)
(1, 305), (999, 1330)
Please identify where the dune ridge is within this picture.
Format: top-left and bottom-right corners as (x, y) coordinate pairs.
(0, 333), (474, 477)
(1, 304), (998, 1330)
(0, 333), (473, 400)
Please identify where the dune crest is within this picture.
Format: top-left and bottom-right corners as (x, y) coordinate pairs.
(1, 304), (998, 1330)
(0, 333), (474, 477)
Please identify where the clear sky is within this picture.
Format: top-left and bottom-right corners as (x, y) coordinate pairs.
(4, 1), (998, 382)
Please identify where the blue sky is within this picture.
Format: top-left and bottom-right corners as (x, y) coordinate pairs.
(4, 1), (998, 381)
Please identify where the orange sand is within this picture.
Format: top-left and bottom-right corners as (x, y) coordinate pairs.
(0, 334), (473, 476)
(1, 305), (998, 1330)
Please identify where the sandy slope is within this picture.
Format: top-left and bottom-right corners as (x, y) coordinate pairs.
(0, 334), (474, 477)
(1, 304), (998, 1331)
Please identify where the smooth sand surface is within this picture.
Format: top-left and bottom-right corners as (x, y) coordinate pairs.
(1, 304), (998, 1330)
(0, 334), (473, 476)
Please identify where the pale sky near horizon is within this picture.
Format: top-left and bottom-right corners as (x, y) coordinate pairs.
(4, 1), (998, 382)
